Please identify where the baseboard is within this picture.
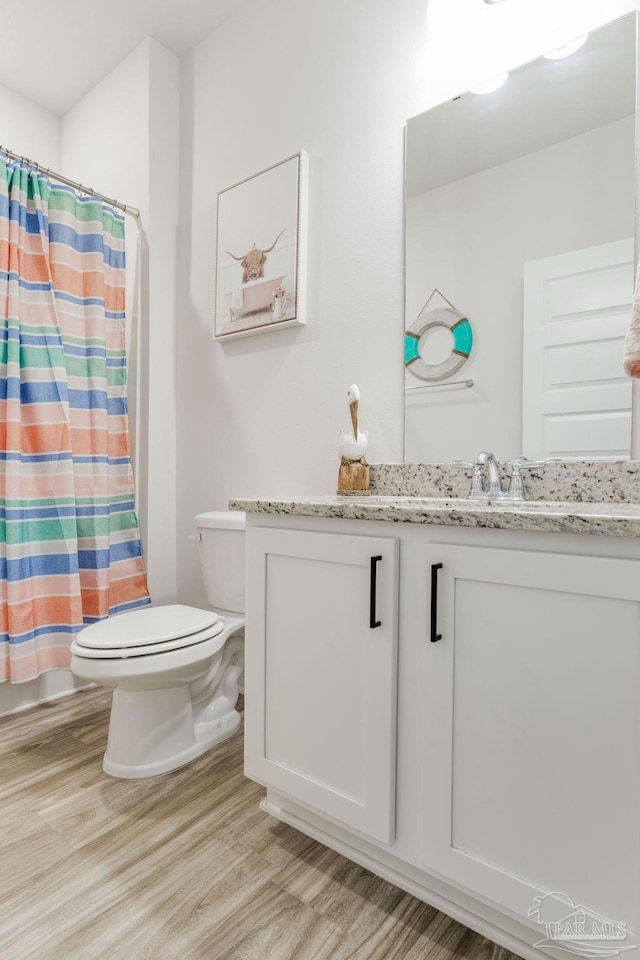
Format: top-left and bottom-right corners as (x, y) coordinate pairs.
(0, 679), (96, 718)
(260, 795), (548, 960)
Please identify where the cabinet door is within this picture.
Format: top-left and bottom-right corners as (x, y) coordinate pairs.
(421, 543), (640, 935)
(245, 527), (398, 844)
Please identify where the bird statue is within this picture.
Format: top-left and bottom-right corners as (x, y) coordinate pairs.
(338, 384), (369, 460)
(337, 384), (370, 495)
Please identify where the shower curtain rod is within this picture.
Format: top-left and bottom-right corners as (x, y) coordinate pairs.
(0, 145), (140, 220)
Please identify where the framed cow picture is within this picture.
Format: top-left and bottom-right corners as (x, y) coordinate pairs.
(213, 151), (309, 340)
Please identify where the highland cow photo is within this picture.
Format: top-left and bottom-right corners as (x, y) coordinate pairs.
(214, 151), (308, 340)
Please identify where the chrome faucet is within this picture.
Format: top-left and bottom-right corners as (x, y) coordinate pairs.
(454, 453), (543, 501)
(453, 451), (504, 500)
(475, 451), (502, 499)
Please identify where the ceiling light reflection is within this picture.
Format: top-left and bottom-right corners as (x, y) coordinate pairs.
(470, 72), (509, 94)
(543, 35), (588, 60)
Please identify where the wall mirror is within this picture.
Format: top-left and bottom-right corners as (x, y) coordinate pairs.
(404, 13), (637, 463)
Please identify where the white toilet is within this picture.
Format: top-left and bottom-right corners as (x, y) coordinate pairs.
(70, 510), (246, 779)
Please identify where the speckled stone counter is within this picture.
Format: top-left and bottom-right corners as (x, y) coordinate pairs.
(229, 495), (640, 539)
(230, 461), (640, 538)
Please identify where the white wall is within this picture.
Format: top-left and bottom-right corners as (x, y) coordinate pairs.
(145, 41), (180, 605)
(0, 82), (60, 169)
(176, 0), (636, 606)
(62, 37), (180, 607)
(176, 0), (425, 606)
(405, 116), (635, 462)
(61, 42), (149, 204)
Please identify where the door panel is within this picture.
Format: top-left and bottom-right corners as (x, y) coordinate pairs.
(264, 551), (368, 802)
(245, 527), (399, 845)
(523, 239), (634, 459)
(421, 543), (640, 932)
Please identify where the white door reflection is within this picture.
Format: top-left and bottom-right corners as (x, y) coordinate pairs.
(523, 239), (634, 460)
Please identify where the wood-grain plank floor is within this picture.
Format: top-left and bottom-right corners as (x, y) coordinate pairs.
(0, 688), (520, 960)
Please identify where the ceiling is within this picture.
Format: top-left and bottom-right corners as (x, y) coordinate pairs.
(0, 0), (248, 116)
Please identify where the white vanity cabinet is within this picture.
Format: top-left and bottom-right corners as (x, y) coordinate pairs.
(243, 513), (640, 960)
(244, 526), (399, 844)
(416, 541), (640, 930)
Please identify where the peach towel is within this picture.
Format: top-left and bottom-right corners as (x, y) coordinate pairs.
(624, 262), (640, 378)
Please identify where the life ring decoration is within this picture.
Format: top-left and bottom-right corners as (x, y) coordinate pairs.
(405, 302), (473, 383)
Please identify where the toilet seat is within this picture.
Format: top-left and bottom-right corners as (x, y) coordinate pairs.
(72, 604), (225, 660)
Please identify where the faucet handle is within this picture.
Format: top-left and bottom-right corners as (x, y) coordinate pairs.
(512, 456), (544, 470)
(506, 457), (544, 500)
(452, 460), (484, 498)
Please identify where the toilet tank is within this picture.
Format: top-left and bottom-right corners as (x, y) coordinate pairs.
(193, 510), (246, 616)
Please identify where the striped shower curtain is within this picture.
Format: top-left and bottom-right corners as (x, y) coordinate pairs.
(0, 155), (150, 683)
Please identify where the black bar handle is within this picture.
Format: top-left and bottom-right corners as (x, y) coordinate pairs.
(431, 563), (443, 642)
(370, 555), (382, 629)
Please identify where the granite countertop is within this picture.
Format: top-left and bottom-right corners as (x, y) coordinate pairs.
(228, 495), (640, 539)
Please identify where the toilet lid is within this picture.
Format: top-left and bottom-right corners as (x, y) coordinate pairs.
(75, 604), (220, 651)
(71, 619), (228, 659)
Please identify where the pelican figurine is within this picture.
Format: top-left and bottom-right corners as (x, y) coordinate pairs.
(338, 384), (369, 462)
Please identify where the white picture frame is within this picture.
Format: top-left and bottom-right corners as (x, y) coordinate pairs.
(213, 150), (309, 341)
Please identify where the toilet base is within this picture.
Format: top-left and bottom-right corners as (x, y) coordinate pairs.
(103, 703), (242, 779)
(101, 645), (243, 779)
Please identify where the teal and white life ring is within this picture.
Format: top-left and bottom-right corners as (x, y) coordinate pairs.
(405, 306), (473, 382)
